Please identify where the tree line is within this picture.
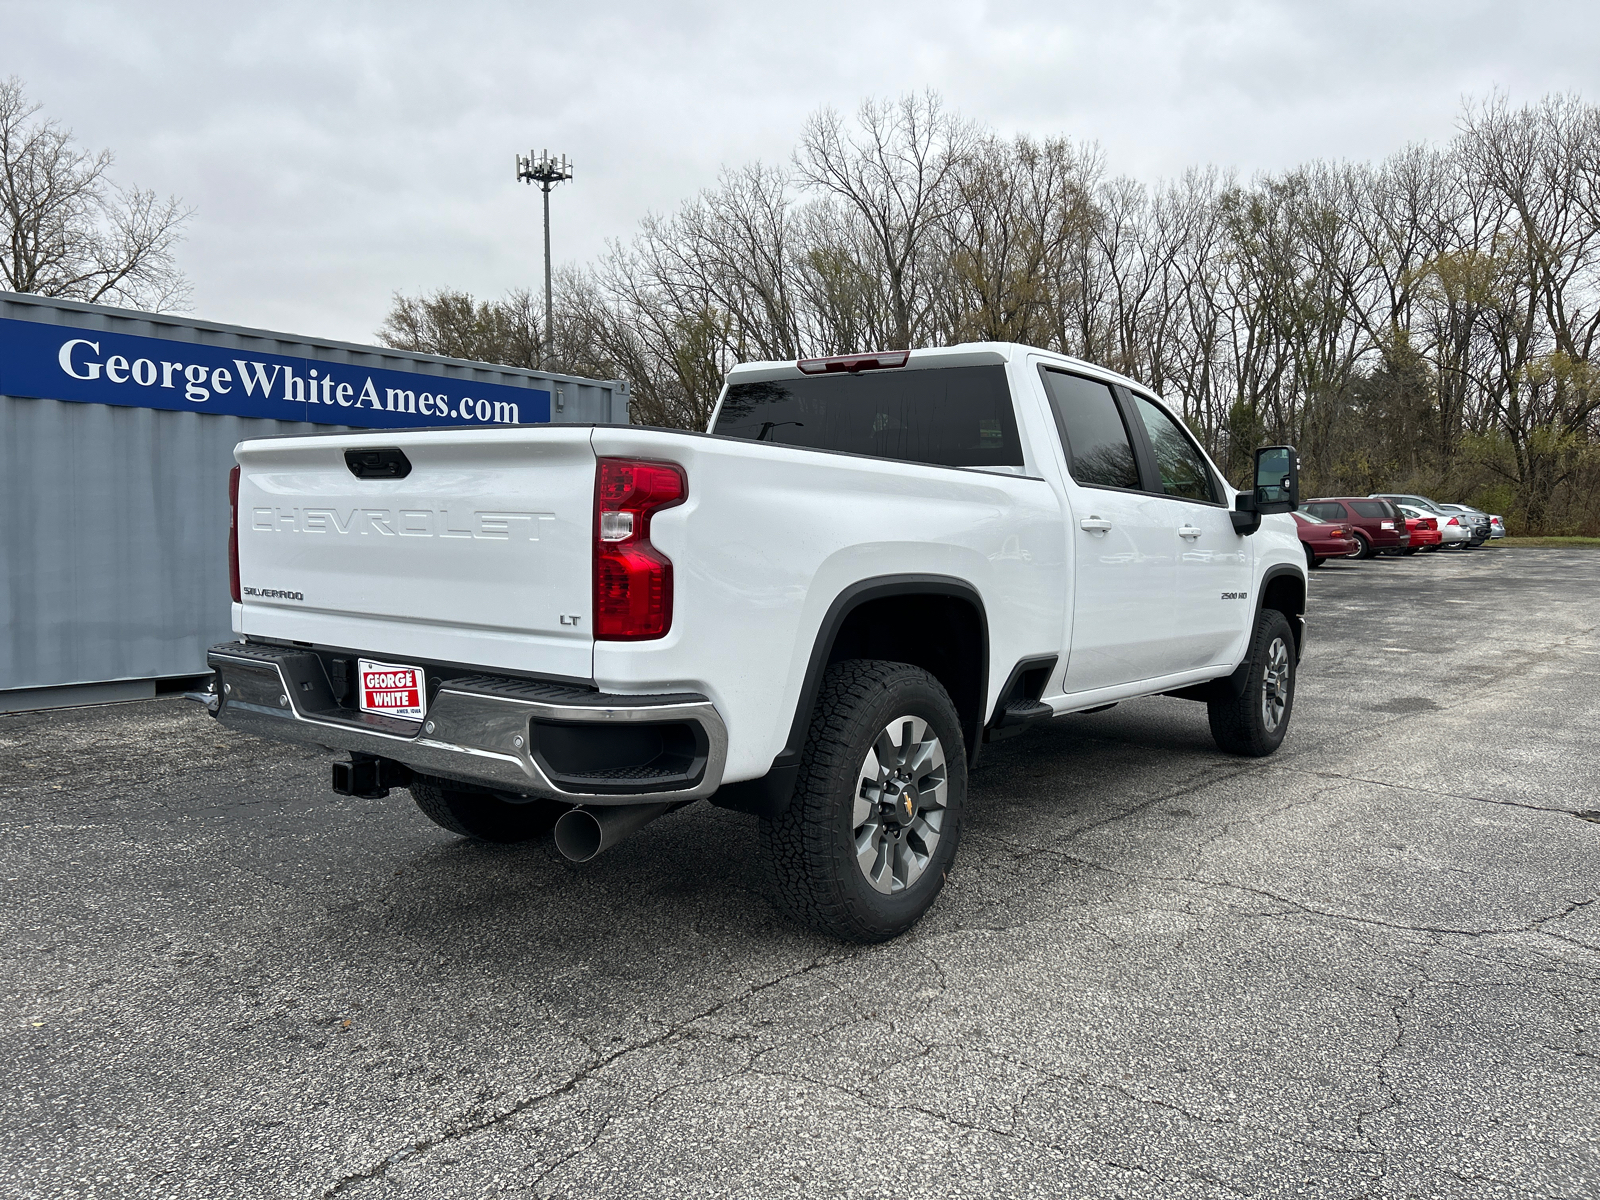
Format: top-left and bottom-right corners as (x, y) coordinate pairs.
(383, 91), (1600, 534)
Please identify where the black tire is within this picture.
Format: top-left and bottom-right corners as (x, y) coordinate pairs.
(759, 660), (966, 943)
(1304, 544), (1319, 570)
(1347, 531), (1372, 559)
(1207, 609), (1296, 758)
(409, 773), (565, 843)
(1402, 547), (1419, 556)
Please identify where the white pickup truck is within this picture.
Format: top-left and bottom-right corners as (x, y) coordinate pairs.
(199, 343), (1306, 941)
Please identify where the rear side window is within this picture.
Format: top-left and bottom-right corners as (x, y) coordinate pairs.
(1130, 395), (1218, 504)
(1040, 370), (1140, 490)
(1349, 501), (1389, 518)
(1304, 502), (1346, 520)
(713, 365), (1022, 468)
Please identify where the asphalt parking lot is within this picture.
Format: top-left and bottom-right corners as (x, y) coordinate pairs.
(4, 547), (1598, 1199)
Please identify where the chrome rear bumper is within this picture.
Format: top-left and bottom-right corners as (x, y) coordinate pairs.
(203, 642), (727, 805)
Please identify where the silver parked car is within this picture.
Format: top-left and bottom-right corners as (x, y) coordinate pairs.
(1436, 504), (1493, 546)
(1489, 515), (1506, 539)
(1371, 494), (1486, 550)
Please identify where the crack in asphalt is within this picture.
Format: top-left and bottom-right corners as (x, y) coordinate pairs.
(1354, 976), (1420, 1145)
(1285, 764), (1597, 818)
(980, 801), (1600, 944)
(318, 954), (850, 1196)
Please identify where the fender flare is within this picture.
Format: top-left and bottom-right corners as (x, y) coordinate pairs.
(1253, 563), (1307, 664)
(710, 573), (989, 819)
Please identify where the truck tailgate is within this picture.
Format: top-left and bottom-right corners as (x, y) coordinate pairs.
(233, 427), (595, 680)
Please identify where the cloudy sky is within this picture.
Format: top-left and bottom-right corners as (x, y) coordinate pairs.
(5, 0), (1596, 344)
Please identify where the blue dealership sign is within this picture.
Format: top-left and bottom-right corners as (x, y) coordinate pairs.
(0, 317), (550, 428)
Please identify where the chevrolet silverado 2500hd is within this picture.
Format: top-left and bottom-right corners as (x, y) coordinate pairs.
(198, 343), (1305, 941)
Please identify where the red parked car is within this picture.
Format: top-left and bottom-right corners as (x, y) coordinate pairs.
(1291, 510), (1357, 569)
(1300, 497), (1411, 559)
(1400, 512), (1441, 554)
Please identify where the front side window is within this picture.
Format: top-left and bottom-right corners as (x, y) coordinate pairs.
(1304, 502), (1347, 521)
(1040, 370), (1140, 490)
(1130, 395), (1218, 504)
(713, 365), (1022, 468)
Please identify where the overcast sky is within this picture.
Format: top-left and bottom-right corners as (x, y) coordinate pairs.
(5, 0), (1596, 344)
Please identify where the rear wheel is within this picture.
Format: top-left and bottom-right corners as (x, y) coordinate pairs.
(409, 774), (566, 843)
(1347, 531), (1372, 559)
(1403, 547), (1419, 556)
(760, 660), (966, 943)
(1208, 609), (1296, 757)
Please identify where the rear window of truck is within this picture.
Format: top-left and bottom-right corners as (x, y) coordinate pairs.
(713, 365), (1023, 468)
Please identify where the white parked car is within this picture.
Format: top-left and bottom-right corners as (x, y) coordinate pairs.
(1490, 515), (1506, 538)
(196, 343), (1308, 941)
(1397, 503), (1471, 547)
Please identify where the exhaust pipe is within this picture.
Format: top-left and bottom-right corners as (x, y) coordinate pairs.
(553, 802), (676, 863)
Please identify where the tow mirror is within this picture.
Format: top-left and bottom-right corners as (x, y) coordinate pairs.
(1253, 445), (1299, 514)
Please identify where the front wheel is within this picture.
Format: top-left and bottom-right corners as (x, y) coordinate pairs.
(760, 660), (966, 943)
(1208, 609), (1297, 757)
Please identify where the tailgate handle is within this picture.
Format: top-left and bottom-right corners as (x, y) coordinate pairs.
(345, 447), (411, 480)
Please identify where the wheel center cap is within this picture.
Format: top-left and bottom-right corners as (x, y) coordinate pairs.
(883, 777), (919, 825)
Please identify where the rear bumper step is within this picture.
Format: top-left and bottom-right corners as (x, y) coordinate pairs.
(202, 642), (727, 804)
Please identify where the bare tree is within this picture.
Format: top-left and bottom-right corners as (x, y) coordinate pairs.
(934, 133), (1098, 347)
(795, 93), (972, 350)
(377, 287), (544, 368)
(0, 77), (191, 310)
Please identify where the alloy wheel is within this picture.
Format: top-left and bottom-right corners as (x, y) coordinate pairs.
(852, 716), (948, 894)
(1261, 637), (1291, 733)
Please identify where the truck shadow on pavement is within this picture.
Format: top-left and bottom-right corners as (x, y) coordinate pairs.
(353, 697), (1241, 965)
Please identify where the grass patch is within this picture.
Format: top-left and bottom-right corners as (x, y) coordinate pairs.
(1494, 536), (1600, 548)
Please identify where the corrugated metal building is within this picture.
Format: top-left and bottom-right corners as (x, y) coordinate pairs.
(0, 292), (630, 712)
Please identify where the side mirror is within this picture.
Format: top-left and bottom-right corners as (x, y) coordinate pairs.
(1253, 445), (1299, 514)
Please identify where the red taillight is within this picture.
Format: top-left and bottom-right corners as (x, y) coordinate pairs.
(1447, 516), (1460, 526)
(796, 350), (911, 375)
(228, 465), (241, 603)
(593, 458), (686, 640)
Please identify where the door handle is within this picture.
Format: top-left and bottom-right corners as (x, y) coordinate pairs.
(1178, 525), (1203, 539)
(1079, 517), (1113, 533)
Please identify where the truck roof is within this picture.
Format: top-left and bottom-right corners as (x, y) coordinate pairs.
(724, 342), (1151, 395)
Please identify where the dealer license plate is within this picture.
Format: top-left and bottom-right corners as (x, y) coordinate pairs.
(357, 659), (427, 721)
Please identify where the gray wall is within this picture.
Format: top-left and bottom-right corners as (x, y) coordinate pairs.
(1, 397), (331, 695)
(0, 293), (630, 706)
